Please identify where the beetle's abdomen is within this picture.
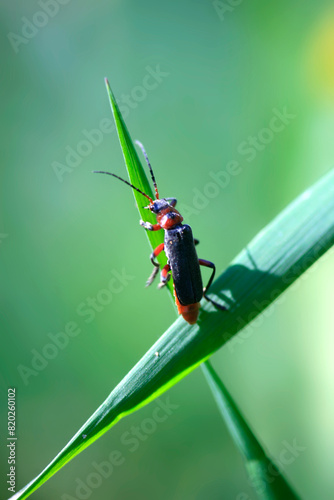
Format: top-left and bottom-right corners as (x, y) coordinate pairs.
(174, 291), (200, 324)
(164, 224), (203, 306)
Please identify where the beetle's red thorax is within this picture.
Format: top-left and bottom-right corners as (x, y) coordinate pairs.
(156, 207), (183, 230)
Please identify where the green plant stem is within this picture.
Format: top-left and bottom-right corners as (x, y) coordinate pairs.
(202, 360), (300, 499)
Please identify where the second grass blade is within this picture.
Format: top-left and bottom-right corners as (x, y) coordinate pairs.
(202, 361), (300, 499)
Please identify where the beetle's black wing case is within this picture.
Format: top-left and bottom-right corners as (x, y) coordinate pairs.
(164, 224), (203, 305)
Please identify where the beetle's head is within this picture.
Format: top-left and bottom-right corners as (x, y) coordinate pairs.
(145, 199), (171, 214)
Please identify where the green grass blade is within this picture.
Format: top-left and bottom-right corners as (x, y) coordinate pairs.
(202, 361), (300, 499)
(10, 83), (334, 499)
(103, 78), (172, 293)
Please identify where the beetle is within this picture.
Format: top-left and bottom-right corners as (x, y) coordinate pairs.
(94, 140), (226, 324)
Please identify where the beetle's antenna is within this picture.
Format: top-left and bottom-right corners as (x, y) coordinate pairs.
(135, 140), (160, 200)
(93, 171), (153, 203)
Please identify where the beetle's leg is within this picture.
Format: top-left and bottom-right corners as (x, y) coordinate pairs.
(158, 264), (171, 289)
(199, 259), (226, 311)
(199, 259), (216, 294)
(194, 238), (200, 246)
(146, 243), (164, 287)
(165, 198), (177, 207)
(150, 243), (164, 265)
(140, 220), (162, 231)
(146, 267), (159, 287)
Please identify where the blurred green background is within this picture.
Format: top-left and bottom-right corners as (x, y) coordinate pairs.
(1, 1), (334, 499)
